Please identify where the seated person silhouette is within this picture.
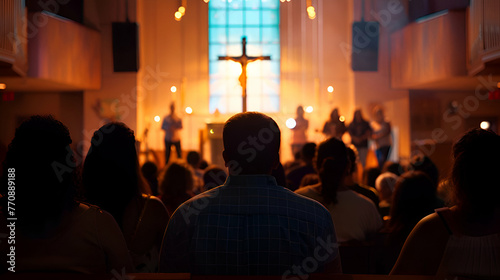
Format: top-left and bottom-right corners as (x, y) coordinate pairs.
(83, 122), (169, 272)
(0, 115), (132, 273)
(391, 129), (500, 278)
(159, 112), (341, 275)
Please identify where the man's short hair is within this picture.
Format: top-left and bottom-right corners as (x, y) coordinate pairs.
(301, 142), (317, 161)
(223, 112), (280, 174)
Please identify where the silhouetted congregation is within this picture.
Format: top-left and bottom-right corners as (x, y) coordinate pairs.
(1, 112), (499, 278)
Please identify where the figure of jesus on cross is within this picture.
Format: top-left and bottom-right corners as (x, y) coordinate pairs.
(219, 37), (271, 112)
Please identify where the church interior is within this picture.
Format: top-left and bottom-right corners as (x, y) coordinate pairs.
(1, 0), (500, 177)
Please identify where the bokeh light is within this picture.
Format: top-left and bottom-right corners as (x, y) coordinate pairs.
(286, 118), (297, 129)
(480, 121), (490, 130)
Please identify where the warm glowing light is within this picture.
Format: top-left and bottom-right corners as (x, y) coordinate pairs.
(307, 5), (316, 19)
(174, 11), (182, 20)
(154, 116), (161, 122)
(170, 86), (177, 93)
(280, 0), (285, 2)
(209, 129), (215, 134)
(204, 0), (209, 3)
(178, 6), (185, 15)
(480, 121), (491, 130)
(185, 107), (193, 114)
(0, 83), (6, 90)
(497, 82), (500, 88)
(327, 86), (334, 93)
(286, 118), (297, 129)
(305, 106), (313, 113)
(339, 116), (346, 122)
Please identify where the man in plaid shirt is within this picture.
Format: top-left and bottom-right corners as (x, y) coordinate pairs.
(159, 112), (341, 275)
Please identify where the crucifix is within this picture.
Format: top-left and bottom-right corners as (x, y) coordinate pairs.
(219, 37), (271, 112)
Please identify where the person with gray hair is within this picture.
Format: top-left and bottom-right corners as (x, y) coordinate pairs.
(376, 172), (399, 219)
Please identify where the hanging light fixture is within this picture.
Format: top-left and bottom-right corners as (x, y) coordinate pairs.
(307, 0), (316, 19)
(174, 0), (187, 21)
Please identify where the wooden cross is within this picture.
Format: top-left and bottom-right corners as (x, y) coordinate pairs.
(219, 37), (271, 112)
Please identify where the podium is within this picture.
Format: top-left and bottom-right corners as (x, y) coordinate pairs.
(206, 123), (225, 168)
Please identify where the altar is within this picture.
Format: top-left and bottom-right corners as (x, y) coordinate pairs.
(206, 122), (225, 168)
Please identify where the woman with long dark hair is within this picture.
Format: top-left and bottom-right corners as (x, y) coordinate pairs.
(295, 137), (381, 243)
(392, 129), (500, 278)
(0, 116), (132, 273)
(83, 122), (169, 272)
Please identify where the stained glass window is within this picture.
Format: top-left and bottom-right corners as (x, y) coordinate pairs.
(209, 0), (280, 113)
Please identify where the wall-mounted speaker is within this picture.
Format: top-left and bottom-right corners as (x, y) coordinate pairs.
(351, 21), (379, 71)
(112, 22), (139, 72)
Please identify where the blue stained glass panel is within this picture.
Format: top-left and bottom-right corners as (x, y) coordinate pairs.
(245, 27), (261, 43)
(209, 44), (228, 61)
(262, 10), (279, 25)
(245, 10), (260, 25)
(210, 0), (226, 9)
(262, 27), (279, 44)
(245, 0), (260, 9)
(228, 10), (243, 25)
(228, 0), (244, 9)
(210, 10), (227, 26)
(209, 28), (227, 44)
(209, 0), (280, 113)
(261, 0), (279, 9)
(228, 27), (245, 43)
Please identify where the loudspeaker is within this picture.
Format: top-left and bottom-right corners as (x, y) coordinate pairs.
(351, 21), (379, 71)
(112, 22), (139, 72)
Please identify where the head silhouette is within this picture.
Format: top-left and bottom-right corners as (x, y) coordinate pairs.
(373, 106), (385, 122)
(1, 115), (77, 234)
(186, 151), (201, 168)
(390, 171), (436, 233)
(353, 109), (365, 123)
(330, 108), (339, 120)
(160, 161), (194, 197)
(316, 137), (350, 204)
(296, 106), (305, 118)
(301, 142), (317, 162)
(223, 112), (280, 175)
(409, 155), (439, 188)
(170, 102), (176, 114)
(83, 122), (148, 228)
(452, 128), (500, 215)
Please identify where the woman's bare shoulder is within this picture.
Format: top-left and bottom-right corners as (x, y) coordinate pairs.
(391, 212), (450, 275)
